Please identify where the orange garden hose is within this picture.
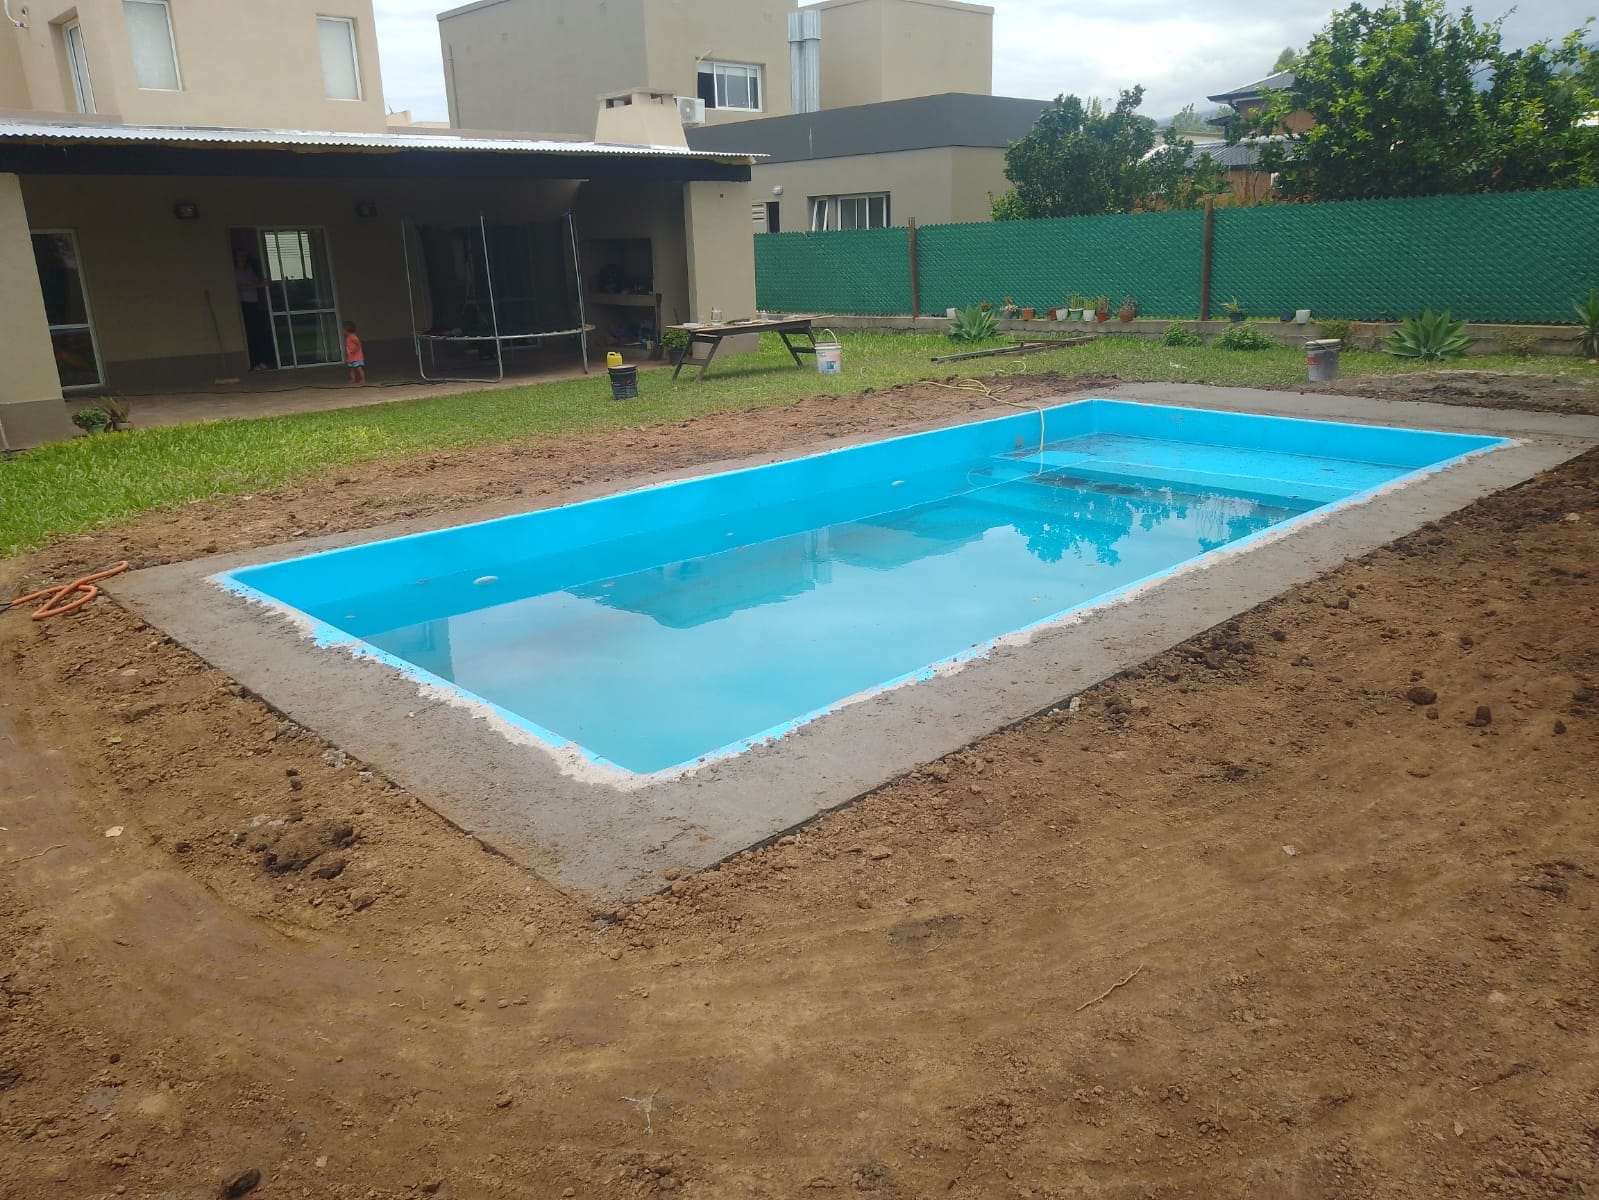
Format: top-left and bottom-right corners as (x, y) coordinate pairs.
(7, 562), (130, 620)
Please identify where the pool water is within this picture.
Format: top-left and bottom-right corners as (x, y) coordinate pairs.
(222, 401), (1504, 777)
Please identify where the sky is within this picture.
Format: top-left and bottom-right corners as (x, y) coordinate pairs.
(373, 0), (1596, 124)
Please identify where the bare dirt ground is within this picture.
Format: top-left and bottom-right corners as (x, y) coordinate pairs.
(1308, 369), (1599, 417)
(2, 377), (1596, 1200)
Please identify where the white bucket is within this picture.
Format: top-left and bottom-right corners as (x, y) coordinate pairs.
(1295, 308), (1311, 324)
(815, 331), (842, 375)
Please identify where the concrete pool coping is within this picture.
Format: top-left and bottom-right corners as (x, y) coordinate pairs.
(111, 385), (1599, 906)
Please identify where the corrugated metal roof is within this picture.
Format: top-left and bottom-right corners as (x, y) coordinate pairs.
(0, 118), (758, 162)
(1207, 70), (1296, 105)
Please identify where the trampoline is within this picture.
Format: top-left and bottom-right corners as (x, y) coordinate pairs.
(401, 211), (592, 383)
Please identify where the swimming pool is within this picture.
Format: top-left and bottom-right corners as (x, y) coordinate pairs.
(220, 400), (1504, 778)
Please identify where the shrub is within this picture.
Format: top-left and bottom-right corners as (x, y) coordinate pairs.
(948, 305), (1000, 343)
(1316, 318), (1352, 348)
(1216, 324), (1276, 351)
(1494, 329), (1541, 358)
(70, 406), (112, 432)
(1576, 289), (1599, 359)
(1160, 322), (1203, 347)
(1386, 310), (1472, 361)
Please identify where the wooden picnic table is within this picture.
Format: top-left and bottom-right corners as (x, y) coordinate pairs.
(667, 314), (825, 381)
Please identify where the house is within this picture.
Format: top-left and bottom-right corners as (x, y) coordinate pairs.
(0, 1), (757, 448)
(686, 92), (1048, 230)
(1206, 69), (1313, 137)
(437, 0), (994, 137)
(436, 0), (1020, 233)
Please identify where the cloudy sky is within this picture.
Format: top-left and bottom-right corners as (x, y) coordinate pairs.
(374, 0), (1596, 124)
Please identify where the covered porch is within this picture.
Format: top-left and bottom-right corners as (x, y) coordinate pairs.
(0, 120), (756, 447)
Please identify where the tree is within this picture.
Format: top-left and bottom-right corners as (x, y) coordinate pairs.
(992, 87), (1192, 219)
(1252, 0), (1598, 200)
(1169, 102), (1219, 134)
(1272, 46), (1297, 72)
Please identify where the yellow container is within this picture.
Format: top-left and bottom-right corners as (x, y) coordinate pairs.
(606, 351), (623, 369)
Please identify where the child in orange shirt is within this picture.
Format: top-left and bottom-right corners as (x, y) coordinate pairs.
(343, 320), (365, 385)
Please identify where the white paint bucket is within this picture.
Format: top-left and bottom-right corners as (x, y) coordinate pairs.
(815, 332), (843, 375)
(1295, 309), (1311, 324)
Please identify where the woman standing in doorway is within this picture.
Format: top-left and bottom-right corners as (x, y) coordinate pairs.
(234, 247), (274, 371)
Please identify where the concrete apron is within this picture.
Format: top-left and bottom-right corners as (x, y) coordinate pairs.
(110, 385), (1599, 909)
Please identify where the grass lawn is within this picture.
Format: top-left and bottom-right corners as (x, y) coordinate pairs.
(2, 331), (1594, 558)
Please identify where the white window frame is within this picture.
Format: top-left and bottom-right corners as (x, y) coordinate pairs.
(62, 19), (96, 113)
(123, 0), (182, 92)
(808, 193), (891, 231)
(31, 227), (105, 391)
(698, 59), (762, 112)
(317, 16), (363, 102)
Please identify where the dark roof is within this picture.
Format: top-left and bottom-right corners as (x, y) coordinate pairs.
(686, 93), (1048, 163)
(1207, 69), (1296, 106)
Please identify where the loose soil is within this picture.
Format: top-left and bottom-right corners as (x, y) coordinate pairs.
(1308, 368), (1599, 417)
(2, 377), (1596, 1199)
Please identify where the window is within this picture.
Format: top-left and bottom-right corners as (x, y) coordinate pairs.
(31, 231), (103, 389)
(696, 60), (762, 112)
(62, 20), (95, 112)
(123, 0), (180, 91)
(317, 16), (361, 101)
(808, 193), (890, 231)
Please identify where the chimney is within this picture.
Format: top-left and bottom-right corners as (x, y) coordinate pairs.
(788, 10), (821, 114)
(594, 88), (689, 147)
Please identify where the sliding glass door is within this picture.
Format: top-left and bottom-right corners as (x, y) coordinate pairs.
(258, 227), (341, 368)
(31, 230), (103, 389)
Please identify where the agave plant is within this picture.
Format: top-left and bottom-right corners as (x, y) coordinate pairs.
(948, 305), (1000, 344)
(1385, 310), (1472, 362)
(1576, 289), (1599, 359)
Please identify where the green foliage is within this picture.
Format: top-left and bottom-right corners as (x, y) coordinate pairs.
(995, 87), (1192, 219)
(70, 406), (112, 432)
(1576, 289), (1599, 358)
(1216, 324), (1277, 351)
(948, 305), (1000, 343)
(1273, 46), (1298, 72)
(1222, 297), (1245, 317)
(661, 327), (691, 351)
(1494, 329), (1542, 358)
(1253, 0), (1599, 200)
(1385, 310), (1473, 360)
(1168, 103), (1220, 136)
(1161, 322), (1204, 347)
(1316, 319), (1353, 348)
(98, 396), (132, 425)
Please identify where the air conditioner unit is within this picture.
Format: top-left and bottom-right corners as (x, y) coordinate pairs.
(676, 96), (706, 127)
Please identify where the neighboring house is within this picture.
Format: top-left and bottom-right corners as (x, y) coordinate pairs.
(437, 0), (994, 138)
(1170, 137), (1290, 206)
(0, 1), (756, 449)
(1206, 69), (1313, 137)
(687, 93), (1047, 230)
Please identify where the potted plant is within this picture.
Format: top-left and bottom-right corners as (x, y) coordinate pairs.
(1068, 292), (1086, 321)
(1279, 309), (1295, 322)
(1118, 294), (1139, 323)
(1000, 296), (1020, 320)
(70, 406), (112, 435)
(1020, 306), (1035, 320)
(1094, 295), (1110, 323)
(1223, 297), (1246, 324)
(661, 327), (692, 366)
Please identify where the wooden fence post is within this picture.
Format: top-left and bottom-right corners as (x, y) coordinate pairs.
(907, 217), (921, 318)
(1199, 198), (1215, 321)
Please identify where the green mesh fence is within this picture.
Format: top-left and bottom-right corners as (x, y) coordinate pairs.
(754, 227), (910, 316)
(755, 189), (1599, 324)
(1212, 190), (1599, 324)
(917, 210), (1204, 317)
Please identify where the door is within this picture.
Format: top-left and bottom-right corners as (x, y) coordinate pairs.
(258, 228), (341, 368)
(30, 230), (103, 389)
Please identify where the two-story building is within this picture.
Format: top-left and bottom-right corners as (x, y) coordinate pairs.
(0, 1), (756, 447)
(438, 0), (1038, 231)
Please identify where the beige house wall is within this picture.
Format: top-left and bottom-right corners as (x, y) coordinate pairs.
(684, 180), (756, 349)
(812, 0), (991, 109)
(756, 145), (1006, 230)
(641, 0), (794, 128)
(439, 0), (650, 136)
(0, 172), (73, 448)
(1, 0), (387, 130)
(13, 171), (704, 393)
